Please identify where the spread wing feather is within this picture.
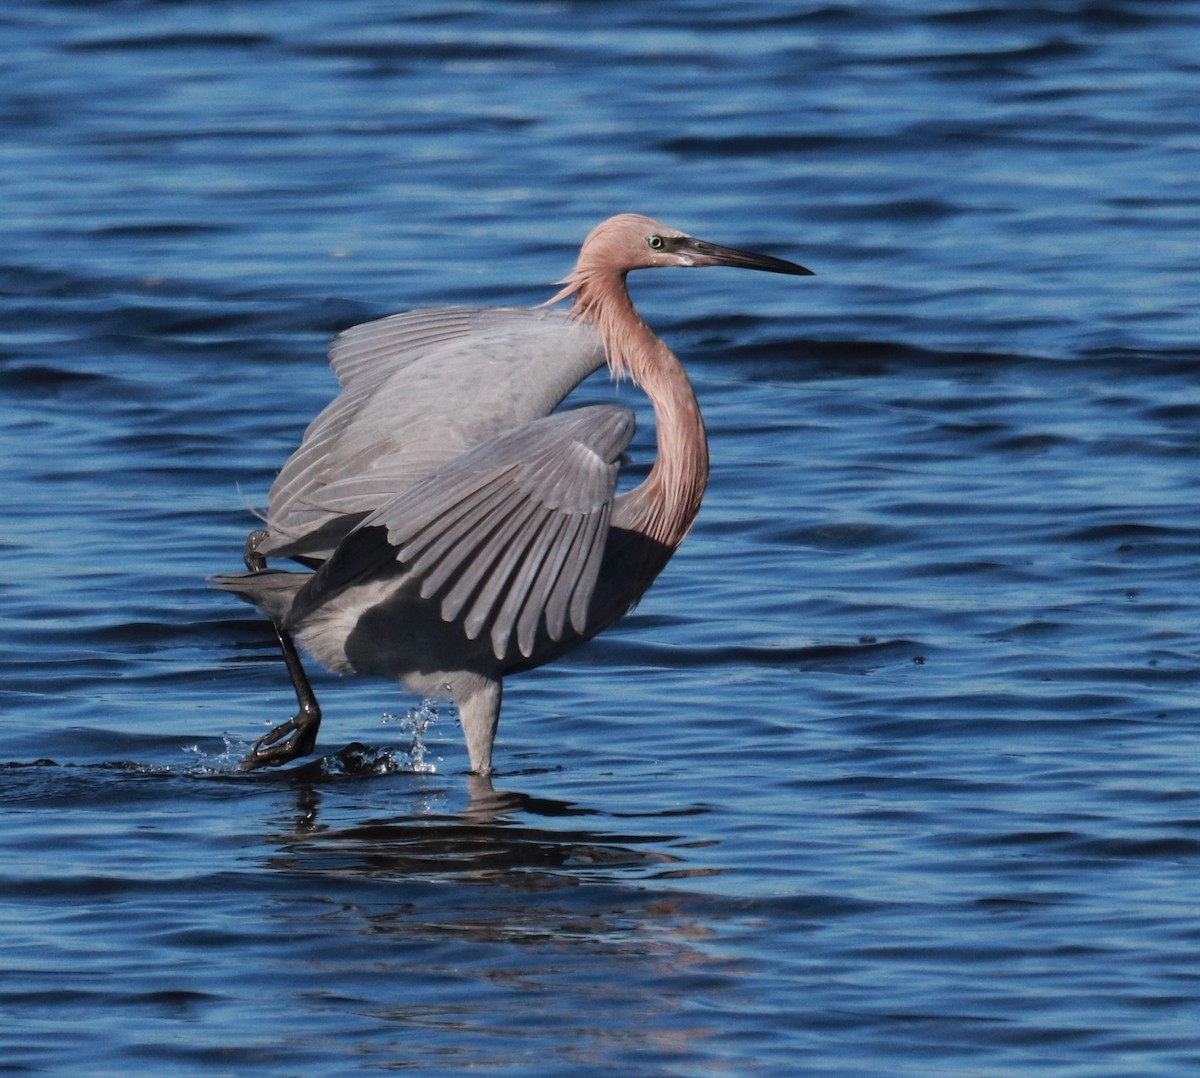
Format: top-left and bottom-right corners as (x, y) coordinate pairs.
(308, 404), (635, 661)
(442, 497), (544, 624)
(534, 513), (587, 643)
(329, 306), (483, 389)
(511, 512), (574, 652)
(261, 305), (606, 560)
(404, 473), (517, 576)
(568, 509), (610, 631)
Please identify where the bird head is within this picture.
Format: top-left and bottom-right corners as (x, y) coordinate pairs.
(578, 213), (813, 277)
(539, 213), (812, 387)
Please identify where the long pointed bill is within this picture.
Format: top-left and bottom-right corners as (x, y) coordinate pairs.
(669, 236), (813, 276)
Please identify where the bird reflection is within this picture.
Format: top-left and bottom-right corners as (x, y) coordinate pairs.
(262, 764), (699, 887)
(253, 757), (730, 1067)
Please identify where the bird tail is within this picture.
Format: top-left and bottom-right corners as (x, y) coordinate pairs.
(209, 569), (308, 623)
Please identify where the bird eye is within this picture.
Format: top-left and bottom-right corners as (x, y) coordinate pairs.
(646, 235), (664, 250)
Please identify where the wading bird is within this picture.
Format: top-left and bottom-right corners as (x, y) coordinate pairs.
(212, 214), (811, 774)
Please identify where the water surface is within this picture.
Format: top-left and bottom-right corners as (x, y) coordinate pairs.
(3, 2), (1199, 1074)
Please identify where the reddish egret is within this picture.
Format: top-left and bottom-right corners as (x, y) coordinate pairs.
(212, 214), (811, 774)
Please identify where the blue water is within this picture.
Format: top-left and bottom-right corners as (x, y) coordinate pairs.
(3, 1), (1200, 1074)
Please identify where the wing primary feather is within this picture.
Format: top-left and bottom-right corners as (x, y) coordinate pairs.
(404, 478), (514, 570)
(515, 513), (578, 647)
(484, 508), (560, 659)
(459, 505), (550, 644)
(510, 512), (571, 650)
(415, 494), (527, 600)
(568, 503), (612, 633)
(542, 512), (589, 640)
(442, 500), (545, 628)
(399, 471), (514, 567)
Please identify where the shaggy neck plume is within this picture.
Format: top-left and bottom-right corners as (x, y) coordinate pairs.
(546, 257), (709, 550)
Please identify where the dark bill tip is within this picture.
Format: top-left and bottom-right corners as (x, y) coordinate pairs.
(676, 237), (814, 276)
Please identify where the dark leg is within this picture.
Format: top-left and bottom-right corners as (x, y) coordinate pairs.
(240, 530), (323, 771)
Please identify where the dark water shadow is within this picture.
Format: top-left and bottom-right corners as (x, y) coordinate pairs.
(260, 770), (712, 890)
(0, 742), (722, 900)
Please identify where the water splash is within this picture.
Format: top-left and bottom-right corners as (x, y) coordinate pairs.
(178, 706), (442, 778)
(382, 701), (442, 774)
(182, 734), (248, 775)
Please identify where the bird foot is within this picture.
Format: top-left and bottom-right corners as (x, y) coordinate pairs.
(240, 710), (321, 771)
(243, 529), (270, 573)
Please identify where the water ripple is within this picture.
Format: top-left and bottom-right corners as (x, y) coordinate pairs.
(3, 1), (1200, 1075)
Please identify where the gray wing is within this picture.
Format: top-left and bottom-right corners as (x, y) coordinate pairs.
(299, 404), (635, 662)
(263, 305), (607, 560)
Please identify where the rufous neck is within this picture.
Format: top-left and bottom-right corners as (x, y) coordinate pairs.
(566, 272), (710, 549)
